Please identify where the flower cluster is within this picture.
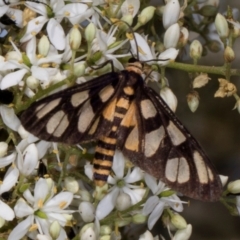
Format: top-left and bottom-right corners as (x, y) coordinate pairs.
(0, 0), (239, 239)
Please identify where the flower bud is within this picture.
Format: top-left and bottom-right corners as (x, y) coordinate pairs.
(121, 14), (133, 27)
(38, 35), (50, 57)
(187, 92), (199, 113)
(164, 23), (180, 49)
(100, 225), (111, 236)
(224, 46), (235, 63)
(232, 25), (240, 38)
(173, 224), (192, 240)
(85, 23), (96, 44)
(116, 192), (131, 211)
(207, 40), (222, 52)
(79, 189), (92, 202)
(64, 177), (79, 194)
(162, 0), (180, 29)
(171, 213), (187, 230)
(132, 213), (147, 224)
(26, 76), (39, 90)
(138, 6), (156, 26)
(79, 223), (96, 240)
(0, 142), (8, 157)
(178, 27), (189, 48)
(69, 25), (82, 50)
(190, 40), (203, 60)
(49, 221), (61, 239)
(79, 202), (95, 222)
(192, 73), (211, 88)
(227, 180), (240, 194)
(199, 5), (218, 17)
(139, 230), (154, 240)
(100, 236), (111, 240)
(160, 87), (178, 112)
(215, 13), (229, 39)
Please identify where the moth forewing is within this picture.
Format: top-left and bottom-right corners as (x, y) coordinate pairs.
(20, 59), (222, 201)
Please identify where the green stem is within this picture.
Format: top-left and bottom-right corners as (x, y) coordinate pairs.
(167, 62), (240, 77)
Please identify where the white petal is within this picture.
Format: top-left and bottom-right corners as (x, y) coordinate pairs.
(122, 187), (143, 205)
(58, 4), (93, 25)
(139, 230), (154, 240)
(23, 189), (35, 205)
(0, 105), (21, 131)
(164, 195), (184, 212)
(14, 199), (34, 218)
(84, 162), (93, 181)
(47, 18), (65, 50)
(26, 36), (37, 64)
(34, 178), (49, 208)
(163, 0), (180, 29)
(125, 167), (143, 183)
(8, 215), (33, 240)
(148, 201), (165, 230)
(164, 23), (180, 49)
(1, 68), (28, 89)
(112, 151), (125, 178)
(44, 192), (73, 211)
(36, 141), (51, 159)
(21, 143), (39, 176)
(25, 2), (47, 16)
(0, 200), (14, 220)
(158, 48), (179, 65)
(21, 16), (48, 43)
(144, 173), (158, 194)
(130, 33), (155, 61)
(121, 0), (140, 18)
(0, 152), (16, 168)
(0, 167), (19, 193)
(142, 196), (159, 215)
(96, 187), (119, 220)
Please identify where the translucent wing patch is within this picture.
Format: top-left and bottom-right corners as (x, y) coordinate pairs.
(20, 72), (120, 144)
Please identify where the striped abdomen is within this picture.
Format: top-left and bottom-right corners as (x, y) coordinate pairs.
(93, 84), (135, 186)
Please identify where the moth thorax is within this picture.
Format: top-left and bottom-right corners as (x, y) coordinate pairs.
(125, 61), (143, 75)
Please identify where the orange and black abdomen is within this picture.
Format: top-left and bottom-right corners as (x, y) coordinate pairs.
(93, 71), (138, 186)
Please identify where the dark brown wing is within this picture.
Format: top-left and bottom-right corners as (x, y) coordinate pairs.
(118, 84), (222, 201)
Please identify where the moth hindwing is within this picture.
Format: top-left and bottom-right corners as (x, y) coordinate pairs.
(20, 61), (222, 202)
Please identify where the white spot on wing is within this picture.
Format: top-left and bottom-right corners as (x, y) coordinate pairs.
(167, 121), (186, 146)
(46, 110), (65, 134)
(36, 98), (61, 119)
(99, 85), (114, 102)
(78, 100), (94, 133)
(144, 126), (165, 157)
(207, 167), (214, 181)
(193, 151), (208, 184)
(53, 114), (69, 137)
(177, 157), (190, 183)
(140, 99), (157, 119)
(125, 126), (139, 151)
(165, 158), (178, 182)
(71, 90), (89, 107)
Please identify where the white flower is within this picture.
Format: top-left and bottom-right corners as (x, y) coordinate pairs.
(90, 26), (129, 70)
(9, 178), (74, 239)
(23, 0), (94, 50)
(142, 174), (184, 230)
(0, 36), (63, 90)
(95, 151), (144, 220)
(0, 166), (19, 221)
(16, 143), (39, 176)
(121, 0), (140, 18)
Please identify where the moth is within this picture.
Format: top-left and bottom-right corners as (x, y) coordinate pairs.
(20, 60), (222, 201)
